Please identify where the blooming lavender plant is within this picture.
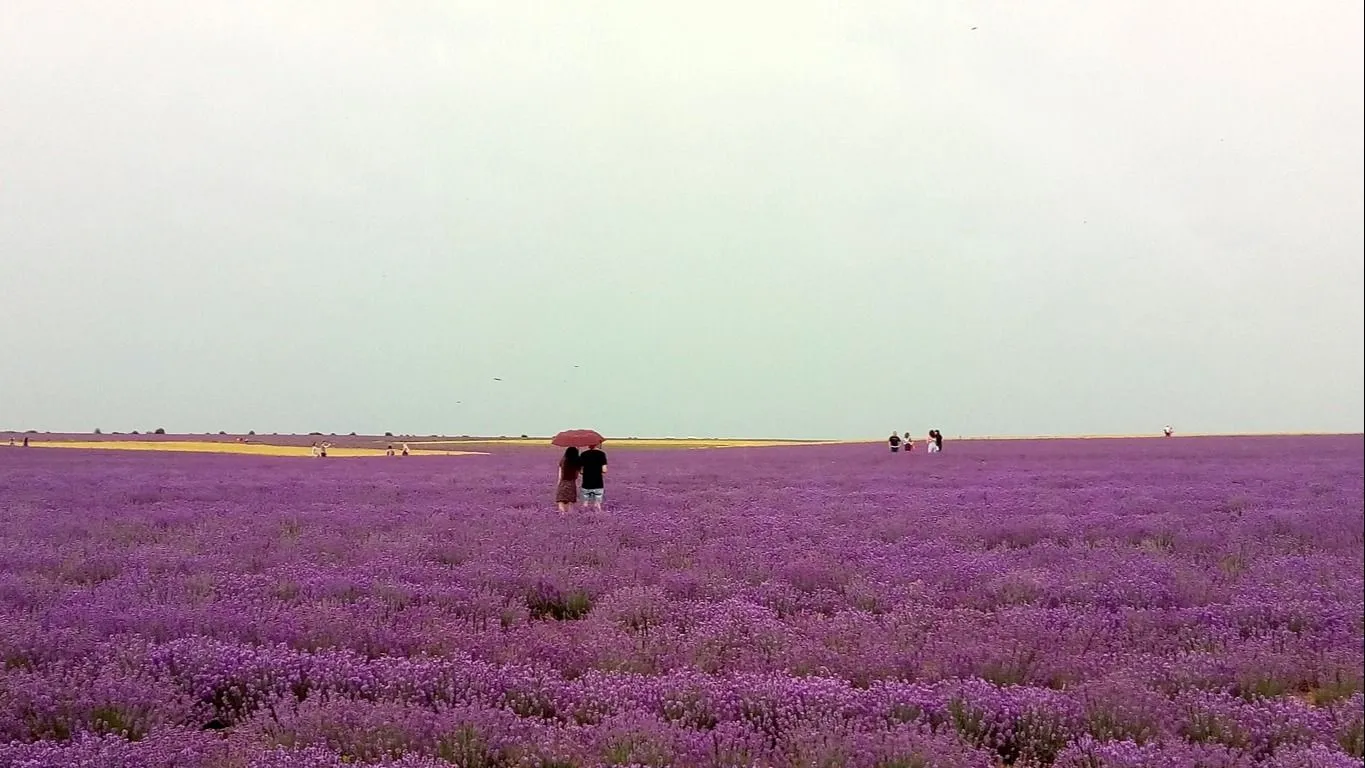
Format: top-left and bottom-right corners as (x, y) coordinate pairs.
(0, 435), (1360, 766)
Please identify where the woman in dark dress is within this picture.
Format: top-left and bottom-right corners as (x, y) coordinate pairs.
(555, 447), (582, 513)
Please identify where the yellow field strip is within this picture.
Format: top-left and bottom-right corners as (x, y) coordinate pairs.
(26, 441), (486, 458)
(409, 439), (840, 449)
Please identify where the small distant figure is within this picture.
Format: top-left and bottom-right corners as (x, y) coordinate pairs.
(579, 443), (608, 511)
(400, 443), (410, 457)
(1163, 425), (1174, 438)
(903, 432), (914, 453)
(7, 437), (14, 447)
(310, 442), (321, 458)
(318, 442), (330, 458)
(888, 432), (902, 453)
(927, 429), (943, 454)
(386, 445), (395, 457)
(23, 436), (30, 448)
(555, 446), (581, 513)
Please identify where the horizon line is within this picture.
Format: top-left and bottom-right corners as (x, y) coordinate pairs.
(5, 429), (1362, 442)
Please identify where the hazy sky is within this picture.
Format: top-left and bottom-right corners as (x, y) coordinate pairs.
(2, 1), (1362, 439)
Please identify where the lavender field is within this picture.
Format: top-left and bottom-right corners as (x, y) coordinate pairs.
(0, 437), (1361, 768)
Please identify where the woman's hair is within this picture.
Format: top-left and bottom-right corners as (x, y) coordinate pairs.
(561, 446), (581, 469)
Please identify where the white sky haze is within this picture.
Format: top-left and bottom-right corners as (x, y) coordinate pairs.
(2, 1), (1362, 438)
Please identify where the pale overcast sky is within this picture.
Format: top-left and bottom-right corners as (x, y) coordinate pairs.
(2, 1), (1361, 439)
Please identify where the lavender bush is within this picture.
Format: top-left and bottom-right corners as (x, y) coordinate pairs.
(0, 435), (1361, 766)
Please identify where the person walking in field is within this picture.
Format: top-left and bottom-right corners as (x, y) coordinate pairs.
(888, 432), (902, 453)
(579, 443), (608, 511)
(555, 447), (581, 513)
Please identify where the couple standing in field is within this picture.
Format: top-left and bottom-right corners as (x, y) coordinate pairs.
(555, 444), (607, 513)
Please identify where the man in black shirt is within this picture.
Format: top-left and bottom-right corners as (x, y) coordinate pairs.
(888, 432), (901, 453)
(579, 444), (608, 510)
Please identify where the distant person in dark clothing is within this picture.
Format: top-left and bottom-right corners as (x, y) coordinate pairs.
(555, 447), (581, 513)
(22, 437), (29, 448)
(927, 430), (942, 453)
(579, 444), (608, 511)
(888, 433), (902, 453)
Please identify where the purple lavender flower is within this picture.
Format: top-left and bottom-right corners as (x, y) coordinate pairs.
(0, 435), (1360, 765)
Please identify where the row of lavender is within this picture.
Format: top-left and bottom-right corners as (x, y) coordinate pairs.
(1, 634), (1361, 766)
(1, 436), (1361, 765)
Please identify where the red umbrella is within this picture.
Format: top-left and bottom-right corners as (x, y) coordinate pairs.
(551, 429), (605, 448)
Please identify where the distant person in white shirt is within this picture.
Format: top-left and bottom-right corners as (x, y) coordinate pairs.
(310, 442), (321, 458)
(1163, 425), (1174, 438)
(401, 443), (410, 456)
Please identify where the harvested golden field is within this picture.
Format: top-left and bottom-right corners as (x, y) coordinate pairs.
(24, 441), (484, 458)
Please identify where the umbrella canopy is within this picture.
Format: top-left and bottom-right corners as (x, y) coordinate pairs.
(551, 429), (605, 448)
